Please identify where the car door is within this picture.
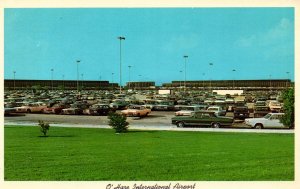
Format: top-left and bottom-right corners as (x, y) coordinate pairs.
(269, 114), (284, 128)
(200, 113), (212, 126)
(185, 112), (200, 126)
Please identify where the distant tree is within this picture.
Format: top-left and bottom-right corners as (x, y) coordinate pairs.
(38, 120), (50, 136)
(108, 112), (129, 133)
(57, 85), (64, 91)
(31, 85), (42, 93)
(280, 88), (294, 129)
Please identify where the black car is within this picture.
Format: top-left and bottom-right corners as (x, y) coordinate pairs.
(88, 104), (115, 116)
(233, 106), (250, 119)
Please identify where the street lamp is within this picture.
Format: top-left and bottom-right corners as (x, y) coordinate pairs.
(209, 63), (213, 92)
(128, 65), (132, 90)
(183, 55), (188, 93)
(232, 69), (236, 89)
(76, 60), (80, 92)
(51, 68), (54, 91)
(179, 70), (183, 91)
(118, 36), (125, 94)
(13, 71), (16, 91)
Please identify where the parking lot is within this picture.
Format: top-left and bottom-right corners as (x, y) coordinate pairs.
(4, 110), (293, 134)
(4, 87), (294, 133)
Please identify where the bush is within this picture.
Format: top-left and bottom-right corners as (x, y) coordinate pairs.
(38, 120), (50, 136)
(280, 88), (294, 128)
(108, 112), (129, 133)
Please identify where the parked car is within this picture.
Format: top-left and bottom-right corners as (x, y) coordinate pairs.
(142, 100), (157, 110)
(61, 103), (89, 115)
(207, 106), (227, 116)
(174, 105), (201, 116)
(171, 111), (233, 128)
(121, 105), (151, 117)
(42, 104), (70, 114)
(84, 104), (115, 116)
(233, 106), (250, 119)
(16, 102), (47, 113)
(268, 100), (282, 112)
(4, 103), (18, 115)
(109, 99), (129, 110)
(245, 113), (289, 129)
(152, 100), (175, 111)
(253, 106), (270, 118)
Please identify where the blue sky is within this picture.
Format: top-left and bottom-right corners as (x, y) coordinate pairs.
(4, 8), (294, 85)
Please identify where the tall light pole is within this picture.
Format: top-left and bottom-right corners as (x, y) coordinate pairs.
(51, 68), (54, 91)
(209, 63), (213, 92)
(128, 65), (132, 90)
(118, 36), (125, 94)
(232, 69), (236, 89)
(183, 55), (188, 93)
(13, 71), (16, 91)
(76, 60), (80, 92)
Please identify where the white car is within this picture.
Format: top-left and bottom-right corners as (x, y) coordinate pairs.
(245, 113), (288, 129)
(268, 100), (282, 112)
(174, 106), (200, 116)
(207, 106), (226, 116)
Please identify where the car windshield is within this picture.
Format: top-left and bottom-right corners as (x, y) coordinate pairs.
(129, 106), (141, 109)
(264, 114), (272, 119)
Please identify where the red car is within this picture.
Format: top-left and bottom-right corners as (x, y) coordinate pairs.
(42, 104), (70, 114)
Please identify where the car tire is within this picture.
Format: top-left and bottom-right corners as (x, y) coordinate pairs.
(177, 122), (185, 128)
(254, 123), (263, 129)
(212, 122), (220, 128)
(27, 109), (31, 113)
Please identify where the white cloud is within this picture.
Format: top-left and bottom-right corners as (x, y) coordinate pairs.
(235, 18), (293, 48)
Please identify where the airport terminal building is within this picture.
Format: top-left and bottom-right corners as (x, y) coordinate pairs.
(4, 79), (292, 90)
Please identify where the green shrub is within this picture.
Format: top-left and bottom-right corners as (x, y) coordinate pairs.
(280, 88), (294, 128)
(108, 112), (129, 133)
(38, 120), (50, 136)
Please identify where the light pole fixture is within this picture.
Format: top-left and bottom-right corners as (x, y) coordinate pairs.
(76, 60), (80, 92)
(13, 71), (16, 91)
(118, 36), (125, 94)
(128, 65), (132, 90)
(183, 55), (188, 93)
(209, 63), (213, 92)
(51, 68), (54, 91)
(232, 69), (236, 89)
